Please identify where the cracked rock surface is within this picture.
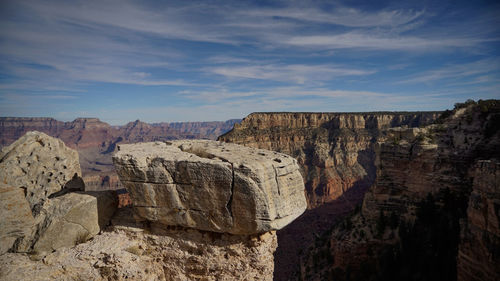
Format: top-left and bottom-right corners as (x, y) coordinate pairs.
(113, 140), (307, 234)
(0, 131), (116, 254)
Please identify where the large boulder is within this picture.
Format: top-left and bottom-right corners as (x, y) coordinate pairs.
(0, 131), (117, 254)
(113, 140), (307, 234)
(32, 192), (117, 254)
(0, 131), (83, 210)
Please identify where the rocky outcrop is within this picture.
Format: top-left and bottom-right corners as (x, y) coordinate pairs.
(458, 160), (500, 281)
(0, 131), (82, 210)
(219, 112), (439, 208)
(300, 100), (500, 280)
(0, 117), (240, 192)
(218, 111), (439, 280)
(0, 131), (117, 255)
(113, 140), (307, 234)
(1, 138), (305, 280)
(0, 214), (278, 281)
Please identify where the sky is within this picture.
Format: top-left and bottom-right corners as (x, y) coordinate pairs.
(0, 0), (499, 125)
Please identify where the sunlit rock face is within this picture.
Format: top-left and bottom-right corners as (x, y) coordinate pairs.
(219, 112), (440, 208)
(113, 140), (307, 234)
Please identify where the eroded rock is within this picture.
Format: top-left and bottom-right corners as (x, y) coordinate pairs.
(113, 140), (307, 234)
(0, 131), (83, 210)
(0, 185), (35, 254)
(0, 131), (116, 254)
(0, 219), (277, 281)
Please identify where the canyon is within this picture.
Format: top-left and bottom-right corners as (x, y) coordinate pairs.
(0, 117), (239, 192)
(1, 100), (498, 280)
(297, 100), (500, 280)
(219, 111), (441, 280)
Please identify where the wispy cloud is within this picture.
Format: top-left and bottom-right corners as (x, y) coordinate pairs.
(206, 64), (374, 84)
(285, 32), (483, 51)
(241, 7), (425, 28)
(397, 59), (500, 84)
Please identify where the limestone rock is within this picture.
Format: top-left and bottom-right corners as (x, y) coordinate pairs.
(113, 140), (307, 234)
(32, 191), (117, 254)
(0, 131), (83, 210)
(0, 131), (117, 254)
(0, 216), (277, 281)
(0, 185), (35, 254)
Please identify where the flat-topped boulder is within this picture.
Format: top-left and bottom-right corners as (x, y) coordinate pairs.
(113, 140), (307, 234)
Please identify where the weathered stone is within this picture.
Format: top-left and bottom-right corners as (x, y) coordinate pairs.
(32, 192), (100, 254)
(0, 131), (116, 254)
(31, 191), (117, 254)
(0, 219), (277, 281)
(0, 131), (83, 210)
(113, 140), (307, 234)
(0, 185), (35, 254)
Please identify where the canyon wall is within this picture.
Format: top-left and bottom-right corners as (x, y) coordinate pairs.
(218, 111), (440, 280)
(300, 100), (500, 280)
(458, 160), (500, 281)
(219, 112), (440, 208)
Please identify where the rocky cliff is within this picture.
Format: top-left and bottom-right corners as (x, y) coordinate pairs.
(458, 160), (500, 281)
(300, 100), (500, 280)
(1, 137), (306, 280)
(218, 111), (439, 279)
(219, 112), (439, 207)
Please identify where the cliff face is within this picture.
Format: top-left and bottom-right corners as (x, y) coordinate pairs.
(219, 112), (439, 208)
(218, 111), (439, 280)
(458, 160), (500, 281)
(300, 100), (500, 281)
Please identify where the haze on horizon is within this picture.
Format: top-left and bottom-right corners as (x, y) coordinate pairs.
(0, 0), (499, 125)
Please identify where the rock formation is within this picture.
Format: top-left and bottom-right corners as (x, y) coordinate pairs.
(300, 100), (500, 280)
(219, 112), (439, 208)
(113, 140), (307, 234)
(218, 111), (439, 279)
(1, 138), (306, 280)
(0, 219), (278, 281)
(0, 131), (116, 255)
(0, 117), (240, 194)
(458, 160), (500, 281)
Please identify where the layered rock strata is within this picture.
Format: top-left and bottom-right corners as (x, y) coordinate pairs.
(113, 140), (307, 234)
(300, 100), (500, 280)
(218, 111), (439, 280)
(219, 112), (439, 207)
(458, 160), (500, 281)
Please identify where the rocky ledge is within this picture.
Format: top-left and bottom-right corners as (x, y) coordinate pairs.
(112, 140), (307, 234)
(1, 135), (306, 280)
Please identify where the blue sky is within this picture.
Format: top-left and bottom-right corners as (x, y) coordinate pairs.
(0, 0), (499, 124)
